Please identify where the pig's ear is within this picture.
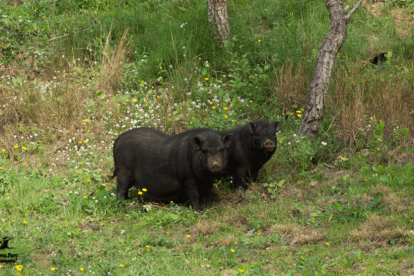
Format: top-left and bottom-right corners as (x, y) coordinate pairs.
(191, 136), (203, 150)
(248, 122), (256, 134)
(273, 121), (281, 133)
(222, 133), (233, 147)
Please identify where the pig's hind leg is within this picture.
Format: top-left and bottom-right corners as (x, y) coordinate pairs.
(116, 168), (133, 201)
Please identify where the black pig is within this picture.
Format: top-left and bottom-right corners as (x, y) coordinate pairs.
(223, 119), (280, 189)
(112, 127), (233, 212)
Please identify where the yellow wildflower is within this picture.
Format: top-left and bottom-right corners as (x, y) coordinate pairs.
(119, 264), (124, 267)
(142, 188), (147, 192)
(224, 115), (228, 119)
(231, 249), (235, 252)
(14, 145), (19, 149)
(212, 106), (216, 110)
(1, 149), (5, 152)
(296, 110), (302, 113)
(326, 242), (330, 246)
(138, 191), (143, 195)
(50, 267), (55, 271)
(297, 114), (302, 117)
(80, 268), (84, 271)
(186, 234), (191, 238)
(205, 78), (209, 81)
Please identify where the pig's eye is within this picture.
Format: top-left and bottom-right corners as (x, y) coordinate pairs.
(202, 150), (209, 154)
(219, 148), (225, 153)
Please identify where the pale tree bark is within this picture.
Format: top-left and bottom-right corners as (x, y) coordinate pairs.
(298, 0), (364, 136)
(207, 0), (231, 43)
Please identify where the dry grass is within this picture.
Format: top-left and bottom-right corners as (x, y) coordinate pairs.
(350, 214), (408, 242)
(290, 232), (326, 245)
(370, 185), (409, 212)
(388, 150), (414, 165)
(331, 65), (414, 144)
(4, 0), (23, 6)
(272, 59), (414, 145)
(272, 59), (309, 114)
(207, 234), (236, 247)
(195, 221), (222, 236)
(269, 223), (300, 236)
(97, 29), (130, 95)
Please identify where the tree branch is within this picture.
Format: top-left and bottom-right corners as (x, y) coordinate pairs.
(48, 34), (70, 42)
(345, 0), (364, 20)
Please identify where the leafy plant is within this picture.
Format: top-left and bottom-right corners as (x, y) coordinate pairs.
(329, 192), (385, 223)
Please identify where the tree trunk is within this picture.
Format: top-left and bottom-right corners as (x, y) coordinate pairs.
(298, 0), (363, 136)
(207, 0), (231, 42)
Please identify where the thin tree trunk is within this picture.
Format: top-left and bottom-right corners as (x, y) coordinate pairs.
(298, 0), (363, 136)
(207, 0), (231, 42)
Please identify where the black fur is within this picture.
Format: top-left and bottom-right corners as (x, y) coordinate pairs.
(112, 127), (232, 212)
(370, 52), (388, 65)
(221, 119), (281, 189)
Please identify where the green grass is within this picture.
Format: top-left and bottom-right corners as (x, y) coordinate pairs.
(1, 159), (414, 275)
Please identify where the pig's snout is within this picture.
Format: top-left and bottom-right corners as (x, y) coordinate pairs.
(264, 139), (275, 151)
(210, 161), (222, 173)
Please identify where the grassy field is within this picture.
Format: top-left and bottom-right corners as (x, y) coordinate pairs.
(1, 0), (414, 275)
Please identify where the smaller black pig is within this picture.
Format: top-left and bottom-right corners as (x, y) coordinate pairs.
(224, 119), (280, 189)
(112, 127), (233, 212)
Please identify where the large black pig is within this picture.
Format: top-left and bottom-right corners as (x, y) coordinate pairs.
(112, 127), (233, 212)
(223, 119), (280, 189)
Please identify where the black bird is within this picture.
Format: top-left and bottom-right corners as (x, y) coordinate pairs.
(370, 52), (388, 65)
